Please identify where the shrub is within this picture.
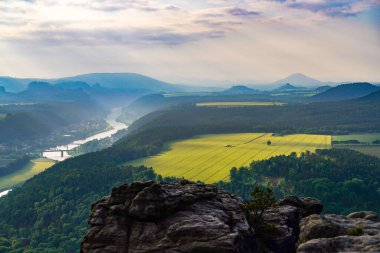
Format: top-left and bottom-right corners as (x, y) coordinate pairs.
(243, 186), (277, 225)
(347, 223), (364, 236)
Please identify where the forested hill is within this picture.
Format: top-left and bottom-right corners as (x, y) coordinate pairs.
(0, 127), (380, 252)
(0, 101), (106, 143)
(126, 97), (380, 136)
(310, 82), (379, 102)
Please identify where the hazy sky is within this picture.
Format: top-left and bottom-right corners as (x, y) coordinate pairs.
(0, 0), (379, 84)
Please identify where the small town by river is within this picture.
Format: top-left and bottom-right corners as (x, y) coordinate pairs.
(0, 107), (128, 197)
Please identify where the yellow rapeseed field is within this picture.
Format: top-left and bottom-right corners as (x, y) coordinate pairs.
(196, 102), (285, 107)
(128, 133), (331, 183)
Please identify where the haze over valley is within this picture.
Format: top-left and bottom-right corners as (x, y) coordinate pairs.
(0, 0), (380, 252)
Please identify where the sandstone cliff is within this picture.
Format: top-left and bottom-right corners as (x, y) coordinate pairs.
(81, 181), (380, 253)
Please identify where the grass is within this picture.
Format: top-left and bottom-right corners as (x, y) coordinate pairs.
(333, 133), (380, 157)
(347, 223), (364, 236)
(334, 145), (380, 158)
(196, 102), (285, 107)
(0, 113), (6, 121)
(0, 158), (55, 191)
(128, 133), (331, 183)
(333, 133), (380, 143)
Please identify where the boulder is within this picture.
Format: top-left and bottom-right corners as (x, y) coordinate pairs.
(347, 211), (380, 222)
(262, 205), (300, 253)
(81, 181), (257, 253)
(278, 196), (323, 218)
(297, 234), (380, 253)
(298, 212), (380, 252)
(299, 214), (344, 243)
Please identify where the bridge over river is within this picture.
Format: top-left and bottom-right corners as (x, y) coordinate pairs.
(42, 146), (78, 158)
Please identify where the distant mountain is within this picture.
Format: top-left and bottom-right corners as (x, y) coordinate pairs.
(310, 82), (379, 102)
(271, 73), (334, 87)
(0, 73), (182, 93)
(0, 86), (18, 102)
(220, 85), (259, 95)
(315, 85), (332, 93)
(273, 83), (307, 92)
(57, 73), (179, 92)
(18, 82), (91, 102)
(55, 81), (91, 90)
(0, 77), (37, 93)
(358, 90), (380, 102)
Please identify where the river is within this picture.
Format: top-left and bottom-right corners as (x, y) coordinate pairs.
(0, 107), (128, 197)
(43, 107), (128, 161)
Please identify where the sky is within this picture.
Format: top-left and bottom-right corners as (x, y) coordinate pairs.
(0, 0), (380, 85)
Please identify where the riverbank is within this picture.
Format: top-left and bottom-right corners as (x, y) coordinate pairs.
(43, 107), (128, 161)
(0, 107), (129, 197)
(0, 158), (55, 192)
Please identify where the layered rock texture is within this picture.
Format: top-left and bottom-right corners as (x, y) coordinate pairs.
(81, 181), (256, 253)
(81, 181), (380, 253)
(298, 212), (380, 252)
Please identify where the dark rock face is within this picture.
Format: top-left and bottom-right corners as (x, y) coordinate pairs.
(81, 181), (380, 253)
(297, 212), (380, 252)
(262, 205), (299, 253)
(81, 181), (256, 253)
(278, 196), (323, 218)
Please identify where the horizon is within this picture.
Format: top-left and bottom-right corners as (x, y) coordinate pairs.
(1, 1), (380, 85)
(1, 72), (379, 88)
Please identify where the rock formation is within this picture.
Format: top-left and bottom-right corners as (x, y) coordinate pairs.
(81, 180), (256, 253)
(298, 212), (380, 252)
(81, 181), (380, 253)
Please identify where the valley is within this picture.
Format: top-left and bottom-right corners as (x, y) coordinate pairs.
(0, 107), (129, 196)
(1, 1), (379, 251)
(0, 74), (379, 252)
(128, 133), (331, 183)
(0, 158), (55, 192)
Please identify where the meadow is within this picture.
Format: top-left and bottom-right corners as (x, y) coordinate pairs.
(334, 146), (380, 158)
(128, 133), (331, 183)
(333, 133), (380, 143)
(0, 158), (55, 191)
(196, 102), (285, 107)
(333, 133), (380, 157)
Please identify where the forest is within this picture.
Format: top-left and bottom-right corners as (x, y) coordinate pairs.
(127, 96), (380, 136)
(218, 149), (380, 214)
(0, 122), (380, 252)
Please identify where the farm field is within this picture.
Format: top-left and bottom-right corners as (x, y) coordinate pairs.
(333, 133), (380, 143)
(0, 158), (55, 191)
(334, 145), (380, 158)
(333, 133), (380, 157)
(196, 102), (285, 107)
(128, 133), (331, 183)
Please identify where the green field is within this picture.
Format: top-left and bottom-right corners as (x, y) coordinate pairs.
(334, 145), (380, 158)
(0, 113), (6, 120)
(128, 133), (331, 183)
(196, 102), (285, 107)
(333, 133), (380, 157)
(0, 158), (55, 191)
(333, 133), (380, 143)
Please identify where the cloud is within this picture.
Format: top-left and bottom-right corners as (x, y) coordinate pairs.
(273, 0), (380, 18)
(0, 0), (379, 83)
(228, 7), (260, 17)
(5, 27), (226, 47)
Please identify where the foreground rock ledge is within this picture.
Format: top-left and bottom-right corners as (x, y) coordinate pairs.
(81, 181), (380, 253)
(81, 181), (256, 253)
